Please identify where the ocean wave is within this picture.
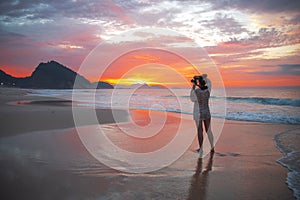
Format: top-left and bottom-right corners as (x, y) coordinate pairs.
(215, 112), (300, 125)
(180, 95), (300, 107)
(225, 97), (300, 107)
(28, 89), (300, 125)
(77, 103), (300, 125)
(274, 129), (300, 200)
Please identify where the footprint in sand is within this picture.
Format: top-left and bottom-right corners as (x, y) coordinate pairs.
(216, 152), (241, 157)
(216, 152), (226, 157)
(228, 153), (241, 157)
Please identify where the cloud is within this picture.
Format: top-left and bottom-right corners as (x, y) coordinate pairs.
(289, 14), (300, 25)
(205, 26), (299, 62)
(0, 29), (27, 44)
(0, 0), (299, 85)
(201, 13), (248, 35)
(0, 0), (128, 22)
(114, 0), (185, 27)
(115, 0), (300, 13)
(207, 0), (300, 13)
(249, 64), (300, 75)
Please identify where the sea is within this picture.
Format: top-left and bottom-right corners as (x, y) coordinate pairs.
(28, 86), (300, 199)
(29, 86), (300, 125)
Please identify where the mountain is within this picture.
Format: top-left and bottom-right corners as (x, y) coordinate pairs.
(0, 61), (111, 89)
(26, 61), (91, 89)
(138, 84), (165, 89)
(92, 81), (114, 89)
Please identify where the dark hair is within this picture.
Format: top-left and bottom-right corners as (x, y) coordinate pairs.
(199, 78), (208, 90)
(191, 75), (208, 90)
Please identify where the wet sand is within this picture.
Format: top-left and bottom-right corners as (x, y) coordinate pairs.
(0, 88), (129, 137)
(0, 87), (298, 199)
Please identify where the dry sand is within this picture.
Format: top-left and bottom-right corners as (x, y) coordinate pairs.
(0, 87), (298, 200)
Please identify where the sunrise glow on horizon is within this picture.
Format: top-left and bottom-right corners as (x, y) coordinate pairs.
(0, 0), (299, 88)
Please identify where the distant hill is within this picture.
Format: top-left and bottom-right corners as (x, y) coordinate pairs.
(0, 61), (113, 89)
(0, 69), (18, 87)
(115, 83), (165, 89)
(27, 61), (91, 89)
(92, 81), (114, 89)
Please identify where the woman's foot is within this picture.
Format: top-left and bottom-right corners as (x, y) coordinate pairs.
(210, 148), (215, 153)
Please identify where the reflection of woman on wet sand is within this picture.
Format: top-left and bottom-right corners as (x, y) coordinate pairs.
(190, 75), (214, 154)
(187, 152), (214, 200)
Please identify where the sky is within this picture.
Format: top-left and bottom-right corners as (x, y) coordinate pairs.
(0, 0), (299, 87)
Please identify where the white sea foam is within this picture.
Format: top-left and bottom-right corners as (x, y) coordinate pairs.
(28, 87), (300, 125)
(275, 129), (300, 200)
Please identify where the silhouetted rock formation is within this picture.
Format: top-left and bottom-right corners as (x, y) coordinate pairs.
(27, 61), (90, 89)
(0, 69), (17, 87)
(0, 61), (113, 89)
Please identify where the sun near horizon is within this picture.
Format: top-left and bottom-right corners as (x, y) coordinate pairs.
(1, 0), (299, 88)
(2, 59), (300, 88)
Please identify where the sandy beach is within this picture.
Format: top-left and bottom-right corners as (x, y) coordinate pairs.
(0, 87), (299, 200)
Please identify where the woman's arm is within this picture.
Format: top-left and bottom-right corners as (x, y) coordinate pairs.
(190, 87), (197, 102)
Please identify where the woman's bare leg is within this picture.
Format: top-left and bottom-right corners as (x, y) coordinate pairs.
(204, 118), (214, 152)
(197, 120), (204, 150)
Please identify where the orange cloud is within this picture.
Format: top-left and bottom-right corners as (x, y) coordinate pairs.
(98, 49), (204, 87)
(219, 66), (300, 87)
(132, 55), (160, 62)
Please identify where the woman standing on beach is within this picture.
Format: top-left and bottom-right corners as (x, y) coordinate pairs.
(190, 76), (214, 154)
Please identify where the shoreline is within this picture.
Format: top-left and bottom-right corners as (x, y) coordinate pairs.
(274, 129), (300, 200)
(0, 88), (129, 137)
(0, 87), (299, 199)
(2, 87), (298, 126)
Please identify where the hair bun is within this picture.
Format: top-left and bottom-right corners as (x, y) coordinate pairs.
(200, 79), (207, 90)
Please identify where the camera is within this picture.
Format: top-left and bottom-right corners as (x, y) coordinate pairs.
(191, 76), (202, 84)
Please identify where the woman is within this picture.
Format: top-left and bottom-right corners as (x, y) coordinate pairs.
(190, 76), (214, 154)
